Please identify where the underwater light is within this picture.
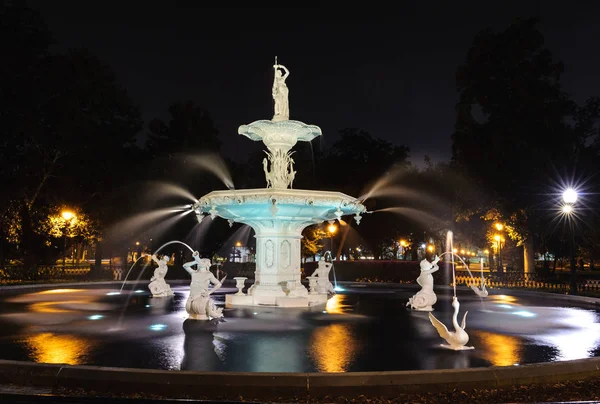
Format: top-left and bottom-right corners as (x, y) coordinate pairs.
(513, 310), (536, 318)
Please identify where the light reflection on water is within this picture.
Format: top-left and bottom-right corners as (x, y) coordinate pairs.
(310, 323), (359, 372)
(22, 333), (95, 365)
(470, 331), (522, 366)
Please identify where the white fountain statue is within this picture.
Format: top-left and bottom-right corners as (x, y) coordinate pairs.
(309, 259), (336, 294)
(148, 254), (174, 297)
(406, 255), (440, 311)
(192, 59), (366, 307)
(183, 251), (225, 320)
(428, 296), (474, 350)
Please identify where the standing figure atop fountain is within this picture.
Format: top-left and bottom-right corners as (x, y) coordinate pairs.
(183, 251), (224, 320)
(407, 255), (440, 311)
(310, 259), (335, 294)
(272, 59), (290, 121)
(148, 254), (174, 297)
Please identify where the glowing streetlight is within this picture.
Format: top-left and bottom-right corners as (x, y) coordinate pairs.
(493, 234), (503, 273)
(427, 244), (434, 253)
(562, 188), (578, 294)
(327, 224), (337, 260)
(562, 188), (578, 204)
(236, 241), (242, 247)
(399, 239), (407, 260)
(61, 210), (76, 270)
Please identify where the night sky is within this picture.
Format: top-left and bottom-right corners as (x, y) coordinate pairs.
(30, 2), (600, 167)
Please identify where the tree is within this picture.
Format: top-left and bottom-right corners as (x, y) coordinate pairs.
(451, 18), (586, 272)
(301, 226), (327, 261)
(0, 2), (143, 269)
(319, 128), (410, 197)
(146, 101), (220, 158)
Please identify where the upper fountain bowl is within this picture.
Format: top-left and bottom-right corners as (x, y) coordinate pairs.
(193, 188), (366, 227)
(238, 120), (322, 152)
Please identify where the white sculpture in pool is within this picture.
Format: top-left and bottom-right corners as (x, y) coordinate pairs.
(406, 255), (440, 311)
(192, 59), (366, 308)
(148, 254), (174, 297)
(428, 296), (474, 350)
(310, 259), (335, 295)
(183, 251), (225, 320)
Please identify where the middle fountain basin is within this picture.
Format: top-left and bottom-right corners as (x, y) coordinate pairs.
(193, 189), (366, 308)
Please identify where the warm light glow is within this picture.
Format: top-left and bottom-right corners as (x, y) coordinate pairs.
(484, 249), (489, 254)
(494, 223), (504, 231)
(472, 331), (521, 366)
(310, 324), (358, 372)
(494, 235), (501, 242)
(460, 249), (465, 255)
(328, 224), (337, 234)
(452, 248), (457, 254)
(24, 333), (93, 365)
(325, 294), (346, 314)
(427, 244), (434, 252)
(562, 204), (573, 214)
(37, 289), (82, 295)
(135, 241), (140, 246)
(562, 188), (578, 204)
(399, 240), (407, 247)
(61, 210), (75, 221)
(235, 241), (242, 247)
(491, 294), (517, 303)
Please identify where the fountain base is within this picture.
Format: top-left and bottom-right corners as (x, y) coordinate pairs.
(439, 344), (475, 351)
(226, 291), (328, 308)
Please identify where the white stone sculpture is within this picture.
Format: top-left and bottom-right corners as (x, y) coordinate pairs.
(272, 58), (290, 121)
(310, 260), (335, 294)
(407, 255), (440, 311)
(428, 296), (474, 350)
(183, 251), (225, 320)
(148, 254), (174, 297)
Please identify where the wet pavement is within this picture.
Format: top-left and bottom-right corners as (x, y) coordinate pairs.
(0, 283), (599, 372)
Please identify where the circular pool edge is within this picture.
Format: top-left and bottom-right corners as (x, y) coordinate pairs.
(1, 282), (600, 400)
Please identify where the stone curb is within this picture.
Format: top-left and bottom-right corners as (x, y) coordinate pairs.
(0, 357), (599, 400)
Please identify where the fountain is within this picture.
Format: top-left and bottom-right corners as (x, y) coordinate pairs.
(192, 59), (366, 308)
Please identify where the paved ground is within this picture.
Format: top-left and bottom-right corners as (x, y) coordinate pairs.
(3, 376), (600, 403)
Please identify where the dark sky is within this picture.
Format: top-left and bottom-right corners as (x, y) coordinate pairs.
(30, 2), (600, 167)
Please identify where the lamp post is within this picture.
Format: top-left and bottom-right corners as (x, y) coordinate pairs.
(61, 210), (76, 271)
(562, 188), (578, 294)
(400, 239), (407, 260)
(327, 223), (337, 260)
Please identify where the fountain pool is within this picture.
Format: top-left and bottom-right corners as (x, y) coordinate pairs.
(1, 282), (599, 373)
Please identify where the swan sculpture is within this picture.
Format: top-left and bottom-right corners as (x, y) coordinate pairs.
(470, 278), (488, 298)
(428, 296), (474, 350)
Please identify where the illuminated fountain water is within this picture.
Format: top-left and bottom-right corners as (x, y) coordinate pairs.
(192, 61), (366, 307)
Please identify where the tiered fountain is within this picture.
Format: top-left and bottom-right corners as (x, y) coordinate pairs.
(192, 59), (366, 307)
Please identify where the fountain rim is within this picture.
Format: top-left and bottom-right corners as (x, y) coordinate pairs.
(238, 119), (322, 142)
(0, 283), (599, 399)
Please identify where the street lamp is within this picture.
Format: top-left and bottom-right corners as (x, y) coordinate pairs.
(399, 239), (407, 259)
(562, 188), (578, 294)
(61, 210), (76, 270)
(327, 223), (337, 260)
(494, 234), (503, 272)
